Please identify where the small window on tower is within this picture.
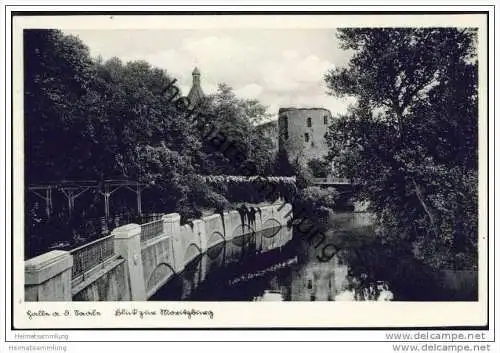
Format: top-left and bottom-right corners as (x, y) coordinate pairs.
(307, 117), (312, 127)
(304, 133), (310, 142)
(324, 115), (328, 124)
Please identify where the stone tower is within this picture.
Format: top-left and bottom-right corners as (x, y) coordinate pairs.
(187, 67), (205, 106)
(278, 107), (333, 169)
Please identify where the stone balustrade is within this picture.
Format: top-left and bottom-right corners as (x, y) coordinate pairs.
(24, 202), (293, 301)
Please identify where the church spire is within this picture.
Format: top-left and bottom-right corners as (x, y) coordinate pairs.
(187, 67), (205, 106)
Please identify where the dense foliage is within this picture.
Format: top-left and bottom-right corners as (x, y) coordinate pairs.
(307, 158), (331, 178)
(294, 186), (338, 219)
(324, 28), (478, 271)
(24, 30), (279, 254)
(202, 175), (298, 205)
(195, 84), (275, 176)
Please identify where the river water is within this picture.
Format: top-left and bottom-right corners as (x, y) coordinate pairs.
(150, 212), (398, 301)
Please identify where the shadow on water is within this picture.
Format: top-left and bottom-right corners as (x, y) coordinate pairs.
(150, 213), (477, 302)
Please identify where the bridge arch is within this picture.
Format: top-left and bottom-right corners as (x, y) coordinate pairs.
(231, 223), (256, 238)
(207, 231), (225, 249)
(231, 223), (256, 247)
(261, 218), (282, 239)
(146, 262), (176, 298)
(206, 240), (225, 260)
(184, 243), (202, 265)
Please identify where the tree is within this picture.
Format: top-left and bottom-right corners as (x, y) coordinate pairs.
(24, 30), (210, 231)
(91, 57), (201, 180)
(324, 28), (478, 271)
(24, 29), (98, 183)
(199, 84), (275, 175)
(274, 149), (295, 176)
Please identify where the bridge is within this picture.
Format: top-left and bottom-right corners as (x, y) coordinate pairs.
(24, 201), (293, 301)
(310, 177), (354, 198)
(309, 177), (366, 211)
(310, 177), (352, 187)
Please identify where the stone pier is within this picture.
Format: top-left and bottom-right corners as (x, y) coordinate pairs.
(25, 250), (73, 301)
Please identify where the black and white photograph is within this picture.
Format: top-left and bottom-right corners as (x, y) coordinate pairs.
(22, 23), (480, 303)
(8, 10), (491, 332)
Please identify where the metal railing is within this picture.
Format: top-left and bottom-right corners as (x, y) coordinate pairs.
(140, 219), (164, 243)
(139, 213), (163, 224)
(70, 234), (115, 280)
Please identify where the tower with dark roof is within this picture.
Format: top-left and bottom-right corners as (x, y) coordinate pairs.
(187, 67), (205, 107)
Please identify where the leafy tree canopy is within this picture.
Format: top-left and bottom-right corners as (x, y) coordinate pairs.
(324, 28), (478, 270)
(25, 30), (278, 227)
(198, 83), (275, 175)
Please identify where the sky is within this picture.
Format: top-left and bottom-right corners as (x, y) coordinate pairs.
(64, 29), (355, 121)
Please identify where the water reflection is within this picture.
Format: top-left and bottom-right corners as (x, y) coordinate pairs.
(150, 213), (393, 301)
